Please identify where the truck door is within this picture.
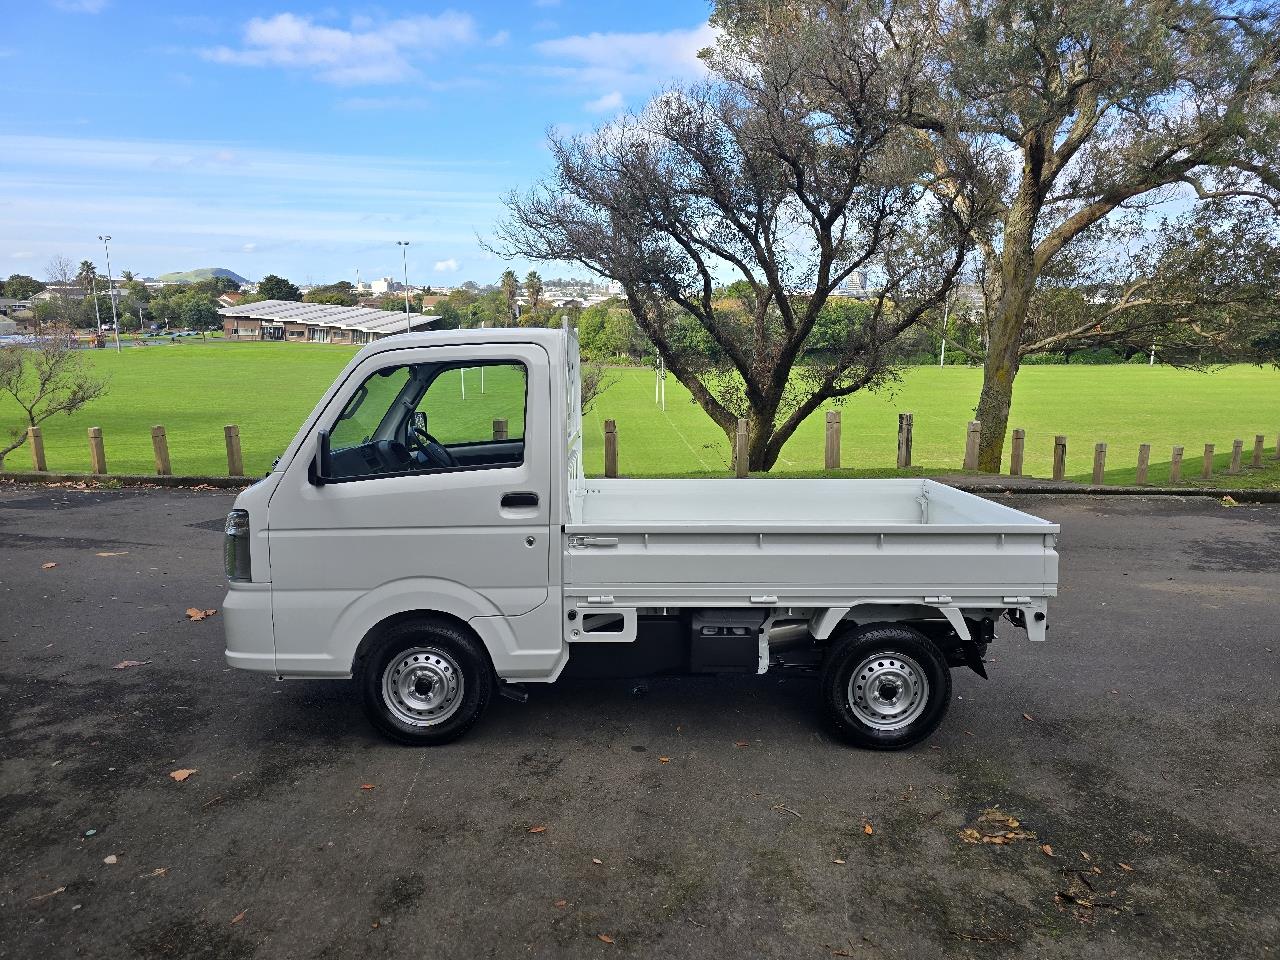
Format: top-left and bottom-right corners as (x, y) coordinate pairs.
(266, 342), (553, 676)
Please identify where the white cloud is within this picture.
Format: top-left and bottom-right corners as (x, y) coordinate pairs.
(434, 258), (460, 272)
(52, 0), (108, 12)
(584, 91), (624, 113)
(203, 12), (477, 86)
(11, 251), (34, 259)
(242, 243), (257, 253)
(488, 30), (510, 46)
(535, 23), (715, 93)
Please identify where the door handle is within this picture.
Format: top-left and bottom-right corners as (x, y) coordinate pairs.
(501, 491), (539, 508)
(578, 537), (619, 547)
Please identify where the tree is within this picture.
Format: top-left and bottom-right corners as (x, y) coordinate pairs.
(714, 0), (1280, 469)
(4, 275), (44, 299)
(75, 260), (98, 291)
(496, 16), (987, 469)
(304, 281), (358, 306)
(0, 328), (107, 467)
(500, 270), (521, 323)
(525, 270), (544, 312)
(257, 274), (301, 301)
(180, 294), (220, 331)
(45, 255), (77, 289)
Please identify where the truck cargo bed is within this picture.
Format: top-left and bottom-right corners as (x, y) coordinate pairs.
(564, 479), (1058, 607)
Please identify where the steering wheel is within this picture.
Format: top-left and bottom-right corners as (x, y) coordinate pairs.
(412, 423), (459, 469)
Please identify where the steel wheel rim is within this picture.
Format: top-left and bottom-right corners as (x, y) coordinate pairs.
(847, 651), (929, 731)
(382, 646), (464, 727)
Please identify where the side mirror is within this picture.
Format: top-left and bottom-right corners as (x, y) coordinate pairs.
(310, 429), (333, 486)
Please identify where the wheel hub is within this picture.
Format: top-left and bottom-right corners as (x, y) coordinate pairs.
(382, 647), (464, 727)
(848, 651), (929, 731)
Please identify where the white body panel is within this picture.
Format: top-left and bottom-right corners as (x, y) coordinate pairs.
(223, 327), (1058, 681)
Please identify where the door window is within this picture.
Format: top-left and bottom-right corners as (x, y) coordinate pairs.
(325, 361), (527, 481)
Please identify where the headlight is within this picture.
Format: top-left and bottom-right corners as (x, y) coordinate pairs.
(224, 509), (252, 582)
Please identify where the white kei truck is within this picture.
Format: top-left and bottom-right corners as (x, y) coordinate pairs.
(223, 325), (1059, 750)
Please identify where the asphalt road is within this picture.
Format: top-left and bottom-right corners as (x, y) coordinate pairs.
(1, 485), (1276, 960)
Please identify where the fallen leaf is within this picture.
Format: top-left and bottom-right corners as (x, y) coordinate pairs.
(103, 855), (118, 864)
(597, 934), (615, 944)
(1022, 713), (1035, 722)
(528, 825), (547, 834)
(29, 885), (66, 902)
(832, 859), (846, 865)
(591, 858), (603, 865)
(960, 828), (983, 843)
(863, 823), (874, 835)
(553, 899), (568, 908)
(1080, 851), (1092, 861)
(41, 562), (58, 570)
(658, 757), (670, 764)
(978, 810), (1021, 828)
(734, 740), (750, 747)
(185, 608), (217, 622)
(1118, 862), (1133, 872)
(96, 551), (129, 557)
(113, 660), (151, 670)
(230, 910), (247, 925)
(169, 768), (197, 782)
(1041, 844), (1055, 857)
(1221, 495), (1239, 507)
(360, 784), (375, 791)
(139, 867), (168, 878)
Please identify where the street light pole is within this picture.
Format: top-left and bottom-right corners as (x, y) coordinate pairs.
(98, 235), (121, 352)
(396, 241), (411, 333)
(89, 273), (102, 336)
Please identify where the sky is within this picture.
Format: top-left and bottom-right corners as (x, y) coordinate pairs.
(1, 1), (716, 286)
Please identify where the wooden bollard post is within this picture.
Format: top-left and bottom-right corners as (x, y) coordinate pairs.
(1228, 438), (1243, 475)
(87, 426), (107, 475)
(897, 413), (913, 469)
(824, 411), (841, 469)
(492, 418), (508, 442)
(1253, 434), (1264, 468)
(1092, 442), (1107, 485)
(224, 425), (244, 477)
(1052, 435), (1067, 481)
(1135, 443), (1150, 485)
(734, 419), (749, 478)
(962, 420), (981, 471)
(1170, 445), (1184, 483)
(1274, 433), (1280, 460)
(1009, 429), (1025, 477)
(1202, 443), (1215, 479)
(603, 419), (618, 478)
(151, 425), (172, 476)
(28, 426), (47, 471)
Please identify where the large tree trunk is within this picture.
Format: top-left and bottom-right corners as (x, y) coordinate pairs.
(975, 213), (1037, 472)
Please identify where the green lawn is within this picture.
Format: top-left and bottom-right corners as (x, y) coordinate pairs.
(3, 339), (1278, 487)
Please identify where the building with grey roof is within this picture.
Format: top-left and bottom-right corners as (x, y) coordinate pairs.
(218, 300), (442, 345)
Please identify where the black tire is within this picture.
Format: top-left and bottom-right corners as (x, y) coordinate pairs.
(358, 618), (493, 745)
(820, 623), (951, 750)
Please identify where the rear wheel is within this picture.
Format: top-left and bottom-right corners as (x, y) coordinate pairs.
(358, 619), (493, 745)
(820, 624), (951, 750)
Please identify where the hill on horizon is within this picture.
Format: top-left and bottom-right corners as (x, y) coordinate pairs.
(156, 267), (248, 285)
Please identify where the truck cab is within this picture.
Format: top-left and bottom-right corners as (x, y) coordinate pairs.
(224, 325), (1058, 749)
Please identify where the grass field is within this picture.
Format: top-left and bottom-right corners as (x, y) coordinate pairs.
(3, 339), (1278, 486)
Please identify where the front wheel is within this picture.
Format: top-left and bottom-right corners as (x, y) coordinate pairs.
(358, 619), (493, 745)
(820, 624), (951, 750)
